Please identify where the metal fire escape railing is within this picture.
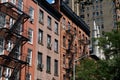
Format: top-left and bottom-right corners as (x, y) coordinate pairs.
(65, 26), (76, 78)
(0, 2), (29, 80)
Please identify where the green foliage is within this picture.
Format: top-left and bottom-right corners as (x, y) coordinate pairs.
(76, 29), (120, 80)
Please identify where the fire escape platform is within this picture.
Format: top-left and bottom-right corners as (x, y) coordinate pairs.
(0, 28), (28, 42)
(0, 55), (28, 69)
(0, 2), (29, 22)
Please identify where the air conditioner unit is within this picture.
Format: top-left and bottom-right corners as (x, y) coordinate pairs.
(48, 43), (52, 49)
(30, 18), (34, 23)
(38, 64), (44, 71)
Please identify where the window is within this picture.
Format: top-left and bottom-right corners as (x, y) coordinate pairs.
(39, 10), (44, 24)
(68, 22), (70, 30)
(26, 73), (31, 80)
(29, 7), (34, 22)
(47, 16), (51, 29)
(68, 40), (70, 50)
(54, 39), (58, 52)
(38, 52), (42, 64)
(0, 12), (6, 28)
(14, 71), (20, 80)
(63, 36), (66, 47)
(54, 22), (58, 34)
(28, 28), (33, 43)
(1, 0), (8, 3)
(37, 52), (43, 70)
(46, 56), (51, 73)
(27, 49), (32, 66)
(6, 40), (13, 52)
(54, 60), (58, 76)
(63, 55), (66, 65)
(11, 0), (16, 4)
(9, 18), (15, 28)
(47, 35), (51, 49)
(62, 17), (66, 29)
(0, 38), (4, 55)
(38, 29), (43, 44)
(4, 68), (11, 79)
(14, 46), (21, 59)
(18, 0), (23, 10)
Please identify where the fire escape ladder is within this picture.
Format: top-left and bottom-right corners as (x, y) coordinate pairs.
(67, 35), (74, 53)
(10, 13), (28, 32)
(9, 63), (21, 80)
(8, 36), (28, 57)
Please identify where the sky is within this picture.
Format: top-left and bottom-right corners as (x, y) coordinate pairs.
(46, 0), (54, 3)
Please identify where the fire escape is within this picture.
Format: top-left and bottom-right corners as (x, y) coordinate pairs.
(0, 2), (29, 80)
(65, 25), (77, 79)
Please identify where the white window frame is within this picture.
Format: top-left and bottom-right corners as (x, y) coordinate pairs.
(29, 7), (34, 22)
(18, 0), (23, 11)
(10, 0), (16, 4)
(27, 49), (32, 66)
(7, 40), (13, 52)
(9, 18), (15, 28)
(4, 68), (11, 79)
(1, 0), (8, 3)
(28, 28), (33, 44)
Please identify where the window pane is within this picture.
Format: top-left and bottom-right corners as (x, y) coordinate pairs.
(29, 7), (34, 20)
(27, 49), (32, 65)
(38, 29), (43, 44)
(0, 12), (6, 28)
(39, 10), (44, 23)
(46, 56), (51, 72)
(0, 38), (4, 54)
(47, 16), (51, 28)
(38, 52), (42, 64)
(47, 35), (51, 49)
(54, 39), (58, 52)
(54, 22), (58, 34)
(54, 60), (58, 75)
(18, 0), (23, 10)
(26, 73), (31, 80)
(28, 28), (33, 43)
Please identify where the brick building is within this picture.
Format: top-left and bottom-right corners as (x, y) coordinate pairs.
(0, 0), (89, 80)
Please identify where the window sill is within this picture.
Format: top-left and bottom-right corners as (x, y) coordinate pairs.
(39, 21), (44, 25)
(54, 32), (59, 35)
(47, 26), (52, 31)
(54, 50), (58, 54)
(38, 42), (44, 46)
(47, 46), (52, 50)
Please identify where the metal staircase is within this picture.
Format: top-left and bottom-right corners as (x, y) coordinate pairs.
(0, 2), (29, 80)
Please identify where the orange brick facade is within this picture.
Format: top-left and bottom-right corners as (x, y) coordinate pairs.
(0, 0), (90, 80)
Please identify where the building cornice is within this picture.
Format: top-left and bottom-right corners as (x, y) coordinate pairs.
(37, 0), (62, 21)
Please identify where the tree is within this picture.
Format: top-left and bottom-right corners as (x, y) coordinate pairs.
(75, 29), (120, 80)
